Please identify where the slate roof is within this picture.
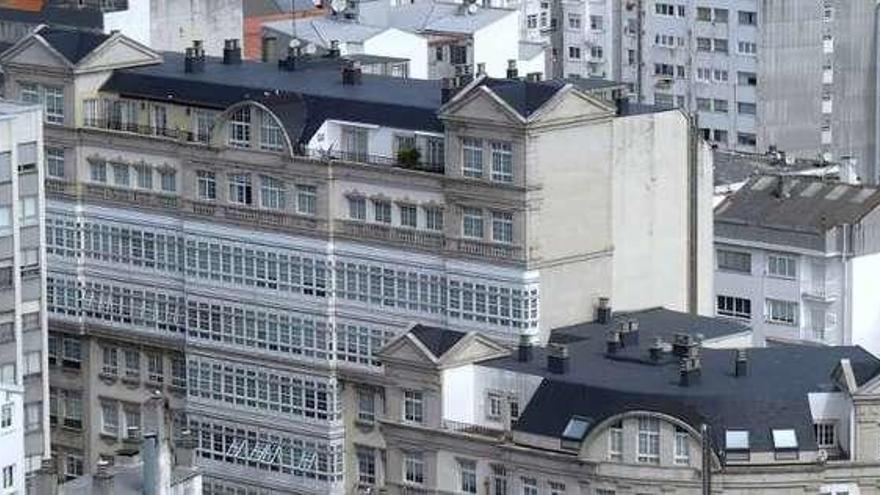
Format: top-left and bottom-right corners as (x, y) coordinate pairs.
(483, 310), (880, 456)
(38, 25), (110, 64)
(713, 149), (839, 187)
(410, 324), (466, 358)
(358, 0), (514, 34)
(479, 77), (566, 118)
(715, 175), (880, 250)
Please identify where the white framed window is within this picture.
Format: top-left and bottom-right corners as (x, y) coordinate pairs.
(24, 402), (40, 432)
(228, 173), (253, 205)
(521, 477), (538, 495)
(717, 249), (751, 273)
(486, 392), (503, 420)
(768, 254), (797, 278)
(192, 109), (214, 143)
(150, 104), (167, 136)
(527, 14), (537, 28)
(492, 211), (513, 243)
(738, 41), (757, 55)
(348, 196), (366, 220)
(18, 196), (37, 225)
(112, 162), (129, 187)
(716, 295), (751, 319)
(425, 207), (443, 231)
(90, 161), (107, 183)
(296, 185), (316, 215)
(135, 163), (152, 189)
(197, 170), (216, 200)
(0, 207), (9, 231)
(146, 353), (163, 384)
(23, 351), (40, 375)
(403, 389), (424, 423)
(589, 14), (602, 30)
(637, 416), (660, 463)
(2, 464), (12, 488)
(549, 481), (566, 495)
(459, 459), (477, 494)
(814, 422), (836, 449)
(462, 207), (484, 239)
(357, 388), (375, 423)
(21, 82), (64, 124)
(61, 390), (83, 429)
(608, 420), (623, 461)
(101, 400), (118, 436)
(259, 111), (284, 151)
(20, 82), (39, 104)
(260, 175), (286, 210)
(490, 141), (513, 183)
(123, 406), (141, 440)
(568, 13), (581, 29)
(462, 138), (483, 178)
(102, 346), (118, 376)
(674, 426), (690, 465)
(123, 349), (140, 379)
(62, 338), (81, 369)
(228, 107), (251, 148)
(374, 200), (392, 224)
(64, 453), (83, 480)
(766, 299), (798, 325)
(45, 147), (65, 178)
(404, 452), (424, 485)
(159, 169), (176, 192)
(341, 125), (369, 161)
(400, 204), (417, 228)
(0, 403), (11, 429)
(568, 46), (581, 59)
(357, 447), (376, 485)
(738, 10), (757, 25)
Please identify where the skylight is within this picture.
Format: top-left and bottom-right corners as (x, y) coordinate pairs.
(561, 416), (591, 441)
(772, 429), (798, 450)
(725, 430), (749, 450)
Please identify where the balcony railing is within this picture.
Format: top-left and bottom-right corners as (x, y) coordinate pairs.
(447, 238), (523, 261)
(301, 148), (445, 174)
(83, 119), (207, 143)
(441, 419), (505, 438)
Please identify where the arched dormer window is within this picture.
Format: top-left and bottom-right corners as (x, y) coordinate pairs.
(259, 111), (284, 152)
(228, 107), (251, 148)
(219, 102), (294, 155)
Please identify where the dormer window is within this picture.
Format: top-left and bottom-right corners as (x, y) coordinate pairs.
(772, 428), (798, 460)
(561, 416), (590, 450)
(725, 429), (750, 461)
(259, 112), (284, 152)
(228, 107), (252, 148)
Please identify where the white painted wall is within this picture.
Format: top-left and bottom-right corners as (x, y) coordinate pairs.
(150, 0), (244, 57)
(852, 252), (880, 356)
(363, 29), (429, 79)
(517, 49), (545, 77)
(473, 11), (521, 78)
(441, 364), (543, 430)
(104, 0), (152, 47)
(808, 391), (852, 456)
(0, 385), (25, 495)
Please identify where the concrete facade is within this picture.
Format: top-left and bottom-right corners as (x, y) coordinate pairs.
(0, 382), (25, 495)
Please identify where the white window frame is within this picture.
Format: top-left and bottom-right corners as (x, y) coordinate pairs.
(101, 400), (119, 436)
(490, 141), (513, 183)
(260, 175), (286, 210)
(373, 200), (392, 224)
(492, 211), (513, 244)
(259, 111), (285, 152)
(766, 298), (798, 325)
(228, 173), (253, 205)
(674, 426), (690, 465)
(716, 295), (751, 319)
(228, 107), (252, 148)
(459, 459), (477, 494)
(348, 196), (366, 220)
(403, 389), (424, 424)
(425, 207), (443, 231)
(404, 453), (424, 485)
(296, 185), (317, 215)
(399, 204), (417, 228)
(197, 170), (216, 200)
(45, 147), (65, 178)
(637, 416), (660, 464)
(608, 421), (623, 461)
(462, 138), (484, 178)
(462, 207), (484, 239)
(768, 253), (797, 279)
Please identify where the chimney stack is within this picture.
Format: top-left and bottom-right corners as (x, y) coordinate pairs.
(547, 344), (569, 374)
(142, 392), (172, 495)
(734, 348), (748, 377)
(678, 336), (702, 386)
(223, 39), (242, 65)
(649, 337), (664, 361)
(184, 40), (205, 73)
(279, 45), (301, 71)
(596, 297), (612, 324)
(526, 72), (542, 82)
(517, 334), (533, 362)
(506, 59), (518, 79)
(606, 329), (621, 355)
(341, 60), (363, 85)
(94, 459), (114, 495)
(175, 428), (197, 469)
(619, 318), (639, 347)
(328, 39), (341, 58)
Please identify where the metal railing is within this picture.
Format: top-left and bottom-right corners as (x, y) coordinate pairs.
(301, 148), (445, 174)
(441, 419), (505, 438)
(83, 119), (208, 143)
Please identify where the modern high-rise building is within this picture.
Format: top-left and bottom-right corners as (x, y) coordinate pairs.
(0, 100), (50, 488)
(0, 23), (712, 493)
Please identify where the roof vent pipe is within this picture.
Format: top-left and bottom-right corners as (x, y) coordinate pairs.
(596, 297), (612, 324)
(223, 39), (242, 65)
(649, 337), (664, 361)
(606, 329), (621, 355)
(506, 59), (518, 79)
(328, 39), (341, 58)
(184, 41), (205, 73)
(547, 344), (569, 374)
(734, 348), (748, 377)
(517, 334), (533, 362)
(341, 61), (362, 85)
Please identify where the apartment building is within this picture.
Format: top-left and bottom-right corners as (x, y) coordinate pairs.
(343, 306), (880, 494)
(0, 24), (711, 493)
(0, 382), (25, 495)
(0, 100), (50, 489)
(715, 175), (880, 352)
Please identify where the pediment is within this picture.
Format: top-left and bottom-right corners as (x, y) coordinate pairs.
(1, 37), (70, 69)
(529, 87), (615, 124)
(439, 333), (509, 367)
(379, 333), (437, 365)
(76, 35), (161, 73)
(442, 86), (524, 126)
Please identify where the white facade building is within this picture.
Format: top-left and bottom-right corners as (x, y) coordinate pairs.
(0, 383), (24, 495)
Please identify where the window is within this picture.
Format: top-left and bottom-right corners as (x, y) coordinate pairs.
(655, 3), (678, 16)
(61, 390), (82, 429)
(696, 37), (711, 52)
(341, 126), (369, 161)
(490, 141), (513, 183)
(738, 10), (757, 25)
(737, 102), (756, 115)
(64, 454), (83, 480)
(713, 39), (728, 53)
(124, 406), (141, 439)
(357, 447), (376, 485)
(0, 403), (10, 428)
(549, 481), (566, 495)
(696, 7), (710, 21)
(373, 200), (391, 224)
(228, 173), (253, 205)
(739, 70), (758, 85)
(767, 299), (798, 325)
(23, 351), (40, 375)
(717, 295), (751, 319)
(403, 389), (423, 423)
(259, 111), (284, 151)
(737, 132), (756, 146)
(459, 459), (477, 493)
(526, 14), (537, 28)
(637, 417), (660, 463)
(357, 389), (375, 423)
(814, 422), (836, 449)
(90, 160), (107, 183)
(486, 392), (503, 419)
(20, 83), (64, 124)
(159, 169), (176, 192)
(768, 254), (797, 278)
(462, 207), (484, 239)
(714, 8), (728, 22)
(462, 138), (483, 178)
(101, 400), (118, 436)
(492, 211), (513, 243)
(714, 99), (728, 113)
(491, 465), (507, 495)
(24, 402), (40, 432)
(717, 249), (750, 273)
(738, 41), (757, 55)
(590, 14), (602, 30)
(193, 109), (214, 143)
(772, 429), (798, 459)
(124, 349), (140, 379)
(45, 147), (64, 178)
(423, 136), (444, 167)
(675, 426), (690, 465)
(150, 104), (167, 136)
(568, 13), (581, 29)
(0, 207), (9, 231)
(348, 196), (366, 220)
(18, 196), (37, 225)
(48, 335), (58, 366)
(112, 162), (129, 186)
(228, 107), (251, 148)
(425, 207), (443, 231)
(591, 46), (604, 59)
(62, 338), (81, 369)
(713, 129), (728, 143)
(20, 82), (39, 104)
(147, 353), (163, 384)
(568, 46), (581, 59)
(404, 453), (424, 484)
(196, 170), (216, 200)
(608, 420), (623, 460)
(713, 69), (728, 82)
(260, 176), (285, 210)
(521, 477), (538, 495)
(296, 185), (316, 215)
(102, 346), (118, 376)
(2, 464), (12, 488)
(135, 163), (152, 189)
(400, 204), (417, 228)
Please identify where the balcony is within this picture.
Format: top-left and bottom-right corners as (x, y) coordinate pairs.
(446, 238), (523, 262)
(441, 419), (506, 439)
(83, 118), (207, 143)
(802, 284), (837, 302)
(338, 220), (444, 250)
(302, 148), (445, 174)
(184, 200), (323, 233)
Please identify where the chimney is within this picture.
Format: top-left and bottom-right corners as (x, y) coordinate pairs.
(175, 428), (197, 469)
(734, 348), (748, 377)
(596, 297), (612, 324)
(279, 46), (301, 71)
(341, 61), (363, 85)
(672, 333), (695, 358)
(547, 343), (569, 374)
(678, 336), (702, 386)
(506, 59), (518, 79)
(517, 334), (533, 362)
(328, 39), (341, 58)
(142, 392), (171, 495)
(94, 459), (114, 495)
(606, 329), (621, 355)
(526, 72), (542, 82)
(184, 40), (205, 73)
(441, 77), (455, 104)
(223, 39), (242, 65)
(619, 319), (639, 347)
(649, 337), (664, 361)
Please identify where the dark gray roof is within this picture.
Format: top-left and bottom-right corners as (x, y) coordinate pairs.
(480, 77), (566, 118)
(410, 324), (465, 358)
(38, 25), (110, 64)
(100, 51), (444, 142)
(714, 149), (839, 187)
(715, 175), (880, 249)
(483, 311), (880, 457)
(0, 4), (102, 29)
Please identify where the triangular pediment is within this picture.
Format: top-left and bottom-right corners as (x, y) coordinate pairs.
(379, 333), (438, 365)
(529, 87), (615, 124)
(76, 35), (161, 73)
(442, 86), (525, 126)
(0, 36), (70, 69)
(439, 333), (509, 368)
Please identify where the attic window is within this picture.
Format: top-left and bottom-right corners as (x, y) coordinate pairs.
(560, 416), (591, 450)
(772, 429), (799, 460)
(725, 430), (750, 462)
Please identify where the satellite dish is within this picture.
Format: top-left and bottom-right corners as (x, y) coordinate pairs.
(331, 0), (347, 13)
